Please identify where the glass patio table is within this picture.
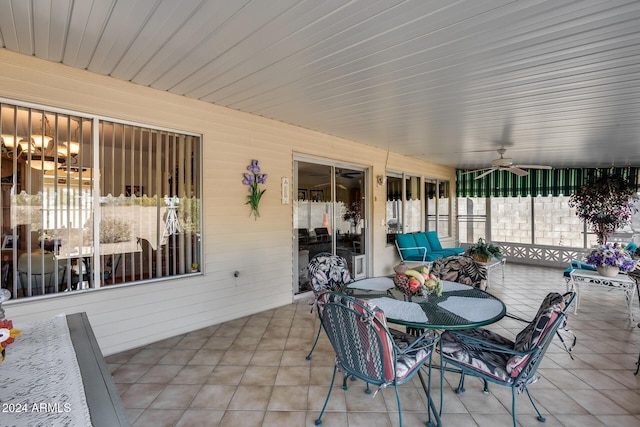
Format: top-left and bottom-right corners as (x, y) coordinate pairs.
(360, 280), (507, 331)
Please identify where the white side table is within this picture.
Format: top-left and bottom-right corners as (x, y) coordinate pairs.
(569, 269), (638, 322)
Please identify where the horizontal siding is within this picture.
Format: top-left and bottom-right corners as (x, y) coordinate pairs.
(0, 49), (455, 355)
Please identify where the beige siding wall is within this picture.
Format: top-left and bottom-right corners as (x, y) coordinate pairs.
(0, 50), (455, 355)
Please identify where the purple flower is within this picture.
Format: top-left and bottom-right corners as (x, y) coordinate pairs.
(242, 160), (268, 220)
(586, 242), (637, 272)
(242, 173), (255, 186)
(247, 159), (261, 174)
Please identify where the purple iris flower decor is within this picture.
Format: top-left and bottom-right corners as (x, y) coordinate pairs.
(242, 159), (268, 219)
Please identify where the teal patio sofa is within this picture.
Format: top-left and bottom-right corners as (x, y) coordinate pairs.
(395, 231), (465, 263)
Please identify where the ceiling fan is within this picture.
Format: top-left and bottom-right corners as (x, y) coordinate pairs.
(463, 148), (552, 179)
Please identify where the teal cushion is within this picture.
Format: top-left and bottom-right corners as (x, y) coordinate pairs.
(425, 231), (443, 251)
(396, 234), (420, 259)
(570, 260), (597, 271)
(625, 242), (638, 253)
(413, 233), (433, 253)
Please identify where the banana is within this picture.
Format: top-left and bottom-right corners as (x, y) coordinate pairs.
(404, 269), (425, 285)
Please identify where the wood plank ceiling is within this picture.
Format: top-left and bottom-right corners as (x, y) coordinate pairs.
(1, 0), (639, 171)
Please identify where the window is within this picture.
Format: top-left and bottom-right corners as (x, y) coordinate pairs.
(404, 175), (421, 233)
(425, 179), (451, 237)
(458, 195), (602, 248)
(0, 101), (201, 299)
(386, 175), (403, 243)
(457, 197), (487, 244)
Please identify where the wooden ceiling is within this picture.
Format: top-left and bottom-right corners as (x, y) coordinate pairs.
(1, 0), (639, 170)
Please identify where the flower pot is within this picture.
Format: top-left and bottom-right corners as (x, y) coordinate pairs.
(471, 254), (491, 263)
(597, 266), (619, 277)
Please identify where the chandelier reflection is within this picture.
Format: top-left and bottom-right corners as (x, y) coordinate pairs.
(1, 115), (80, 171)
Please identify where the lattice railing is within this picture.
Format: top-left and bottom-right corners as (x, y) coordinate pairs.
(496, 242), (587, 267)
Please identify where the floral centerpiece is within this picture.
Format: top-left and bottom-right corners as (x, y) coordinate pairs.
(585, 242), (637, 276)
(393, 266), (443, 299)
(242, 159), (268, 220)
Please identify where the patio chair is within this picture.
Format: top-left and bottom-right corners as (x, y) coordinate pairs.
(314, 292), (439, 427)
(431, 255), (488, 290)
(305, 252), (353, 360)
(439, 291), (576, 427)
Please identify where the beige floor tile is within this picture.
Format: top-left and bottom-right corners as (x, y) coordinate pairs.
(207, 365), (247, 385)
(565, 389), (630, 414)
(157, 349), (198, 365)
(112, 263), (640, 426)
(268, 385), (308, 411)
(274, 365), (310, 385)
(150, 384), (202, 409)
(240, 366), (278, 385)
(113, 364), (152, 384)
(217, 350), (253, 366)
(262, 410), (306, 427)
(249, 350), (283, 366)
(218, 410), (264, 427)
(174, 409), (224, 427)
(187, 349), (225, 366)
(132, 409), (185, 427)
(121, 383), (166, 409)
(171, 365), (215, 384)
(189, 385), (237, 409)
(227, 385), (272, 410)
(137, 364), (184, 384)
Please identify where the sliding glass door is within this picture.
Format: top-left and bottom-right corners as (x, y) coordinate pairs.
(294, 160), (368, 295)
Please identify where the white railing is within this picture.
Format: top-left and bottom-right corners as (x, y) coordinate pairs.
(491, 242), (586, 267)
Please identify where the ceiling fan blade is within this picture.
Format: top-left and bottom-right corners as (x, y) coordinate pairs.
(475, 168), (498, 179)
(459, 167), (493, 176)
(508, 167), (529, 176)
(513, 164), (552, 170)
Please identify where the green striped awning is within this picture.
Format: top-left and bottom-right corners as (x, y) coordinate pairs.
(456, 167), (640, 198)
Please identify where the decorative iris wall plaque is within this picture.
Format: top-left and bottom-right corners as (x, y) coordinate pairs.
(242, 159), (268, 219)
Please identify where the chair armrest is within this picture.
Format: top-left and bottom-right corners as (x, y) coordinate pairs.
(445, 330), (535, 358)
(390, 328), (439, 354)
(396, 245), (428, 261)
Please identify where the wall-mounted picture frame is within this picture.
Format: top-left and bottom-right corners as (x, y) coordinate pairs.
(125, 185), (144, 197)
(310, 189), (323, 201)
(297, 189), (307, 200)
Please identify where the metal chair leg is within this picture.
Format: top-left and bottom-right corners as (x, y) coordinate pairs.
(306, 324), (321, 360)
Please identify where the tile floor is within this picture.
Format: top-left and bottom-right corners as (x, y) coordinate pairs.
(107, 263), (640, 426)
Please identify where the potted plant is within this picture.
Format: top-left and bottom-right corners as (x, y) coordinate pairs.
(585, 242), (636, 277)
(568, 172), (638, 244)
(467, 238), (502, 262)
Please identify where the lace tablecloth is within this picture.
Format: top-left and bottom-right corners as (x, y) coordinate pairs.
(0, 314), (93, 427)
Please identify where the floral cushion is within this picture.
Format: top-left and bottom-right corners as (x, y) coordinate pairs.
(440, 328), (515, 383)
(389, 328), (432, 381)
(507, 292), (565, 376)
(431, 255), (488, 290)
(308, 254), (353, 296)
(441, 292), (567, 383)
